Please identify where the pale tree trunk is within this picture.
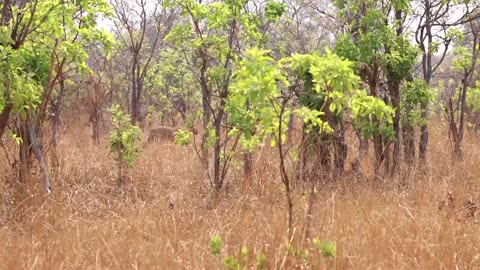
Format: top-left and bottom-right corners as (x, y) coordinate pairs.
(28, 126), (51, 193)
(50, 72), (66, 170)
(18, 123), (51, 193)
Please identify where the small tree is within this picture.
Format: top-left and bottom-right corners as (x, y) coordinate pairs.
(108, 105), (142, 190)
(442, 20), (480, 158)
(401, 79), (430, 165)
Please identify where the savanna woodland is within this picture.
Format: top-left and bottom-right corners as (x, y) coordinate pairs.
(1, 0), (480, 269)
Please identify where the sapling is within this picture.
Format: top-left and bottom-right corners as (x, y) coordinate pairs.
(108, 105), (142, 190)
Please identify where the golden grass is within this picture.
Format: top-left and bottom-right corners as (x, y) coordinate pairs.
(1, 122), (480, 269)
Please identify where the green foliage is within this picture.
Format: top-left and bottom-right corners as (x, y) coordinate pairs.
(145, 48), (201, 127)
(401, 79), (431, 127)
(223, 255), (241, 270)
(295, 107), (333, 135)
(209, 236), (267, 270)
(227, 48), (289, 152)
(0, 0), (113, 136)
(18, 46), (51, 86)
(351, 90), (395, 139)
(108, 105), (142, 167)
(0, 46), (43, 116)
(290, 50), (359, 134)
(209, 235), (222, 257)
(308, 49), (358, 95)
(264, 0), (286, 22)
(335, 5), (392, 65)
(173, 129), (193, 146)
(385, 37), (419, 83)
(467, 81), (480, 112)
(452, 46), (473, 71)
(6, 130), (23, 145)
(286, 243), (310, 262)
(255, 252), (267, 269)
(312, 239), (336, 258)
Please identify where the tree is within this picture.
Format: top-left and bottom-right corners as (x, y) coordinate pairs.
(111, 0), (176, 125)
(441, 16), (480, 158)
(167, 0), (286, 189)
(413, 0), (480, 164)
(0, 0), (113, 192)
(334, 0), (410, 175)
(108, 104), (142, 190)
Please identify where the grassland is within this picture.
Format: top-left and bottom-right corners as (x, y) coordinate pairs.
(1, 121), (479, 269)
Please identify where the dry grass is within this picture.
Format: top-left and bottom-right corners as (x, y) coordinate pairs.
(1, 121), (480, 269)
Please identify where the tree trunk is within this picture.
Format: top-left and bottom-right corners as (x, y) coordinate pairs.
(403, 123), (415, 165)
(418, 105), (429, 162)
(0, 103), (13, 139)
(18, 123), (32, 189)
(319, 139), (331, 180)
(243, 152), (252, 180)
(373, 134), (384, 176)
(1, 0), (11, 26)
(51, 74), (65, 149)
(419, 9), (433, 165)
(28, 126), (51, 193)
(297, 128), (308, 184)
(50, 74), (66, 171)
(383, 139), (391, 176)
(199, 49), (211, 173)
(130, 61), (143, 125)
(92, 110), (100, 145)
(358, 133), (369, 155)
(117, 146), (126, 190)
(213, 91), (227, 190)
(333, 133), (347, 177)
(389, 81), (401, 176)
(366, 72), (384, 176)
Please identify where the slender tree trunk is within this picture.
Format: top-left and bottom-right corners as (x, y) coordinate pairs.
(50, 73), (66, 170)
(28, 126), (51, 193)
(403, 123), (415, 165)
(18, 123), (32, 189)
(373, 134), (384, 176)
(358, 133), (369, 155)
(367, 73), (384, 176)
(302, 167), (318, 245)
(419, 8), (433, 164)
(117, 146), (126, 190)
(130, 60), (142, 125)
(243, 101), (253, 180)
(199, 50), (211, 173)
(92, 107), (100, 145)
(277, 100), (293, 237)
(1, 0), (11, 26)
(243, 152), (252, 180)
(0, 103), (13, 139)
(383, 139), (391, 176)
(319, 140), (331, 180)
(52, 74), (65, 149)
(333, 132), (347, 177)
(213, 90), (227, 190)
(389, 81), (401, 176)
(298, 128), (308, 183)
(419, 104), (429, 162)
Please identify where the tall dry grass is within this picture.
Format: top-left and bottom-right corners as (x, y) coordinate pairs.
(1, 121), (480, 269)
